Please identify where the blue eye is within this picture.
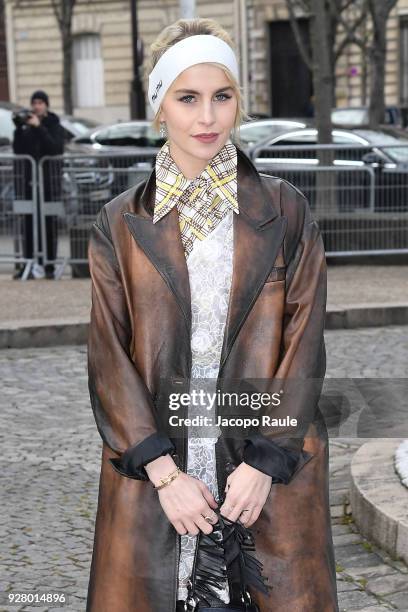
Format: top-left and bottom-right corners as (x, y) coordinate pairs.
(216, 93), (232, 101)
(178, 93), (232, 103)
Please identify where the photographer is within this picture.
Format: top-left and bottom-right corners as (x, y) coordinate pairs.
(12, 90), (64, 279)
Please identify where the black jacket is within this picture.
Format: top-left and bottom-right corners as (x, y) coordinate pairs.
(12, 111), (64, 201)
(12, 111), (64, 160)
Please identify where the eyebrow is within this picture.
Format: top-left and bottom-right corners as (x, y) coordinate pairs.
(173, 86), (234, 95)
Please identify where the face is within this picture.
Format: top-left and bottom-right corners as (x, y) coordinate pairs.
(31, 99), (48, 117)
(159, 63), (238, 179)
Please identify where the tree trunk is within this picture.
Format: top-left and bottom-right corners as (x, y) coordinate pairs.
(368, 28), (386, 128)
(51, 0), (75, 115)
(310, 0), (336, 217)
(368, 0), (398, 128)
(62, 27), (73, 115)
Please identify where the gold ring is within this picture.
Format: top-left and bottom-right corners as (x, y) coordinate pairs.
(203, 515), (214, 523)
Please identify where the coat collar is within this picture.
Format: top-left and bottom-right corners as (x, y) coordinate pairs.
(123, 145), (286, 374)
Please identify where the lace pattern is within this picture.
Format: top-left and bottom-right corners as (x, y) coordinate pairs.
(177, 210), (234, 604)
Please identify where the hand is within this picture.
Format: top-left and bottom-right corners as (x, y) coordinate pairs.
(145, 454), (219, 536)
(26, 113), (40, 127)
(219, 462), (272, 527)
(157, 472), (219, 536)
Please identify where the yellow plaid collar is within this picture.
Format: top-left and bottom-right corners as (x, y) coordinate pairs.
(153, 140), (239, 224)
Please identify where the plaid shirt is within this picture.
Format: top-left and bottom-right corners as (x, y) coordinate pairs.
(153, 140), (239, 258)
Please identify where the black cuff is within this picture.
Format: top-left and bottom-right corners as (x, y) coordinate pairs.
(242, 433), (313, 484)
(109, 432), (176, 481)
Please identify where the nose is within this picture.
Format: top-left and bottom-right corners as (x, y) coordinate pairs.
(198, 99), (216, 126)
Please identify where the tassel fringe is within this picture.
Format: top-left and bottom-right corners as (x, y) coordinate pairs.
(186, 510), (272, 608)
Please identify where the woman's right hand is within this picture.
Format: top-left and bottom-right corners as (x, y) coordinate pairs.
(158, 471), (219, 536)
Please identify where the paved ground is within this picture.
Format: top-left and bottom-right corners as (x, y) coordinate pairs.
(0, 325), (407, 611)
(0, 264), (407, 324)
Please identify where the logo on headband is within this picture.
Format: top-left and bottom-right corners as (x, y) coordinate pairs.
(152, 80), (163, 102)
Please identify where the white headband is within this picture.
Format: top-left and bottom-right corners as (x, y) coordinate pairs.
(148, 34), (239, 116)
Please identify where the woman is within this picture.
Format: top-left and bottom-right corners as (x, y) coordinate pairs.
(86, 18), (339, 612)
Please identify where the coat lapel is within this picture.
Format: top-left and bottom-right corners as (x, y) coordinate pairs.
(123, 206), (191, 331)
(123, 147), (287, 373)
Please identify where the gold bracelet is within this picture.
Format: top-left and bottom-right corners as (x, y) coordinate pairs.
(153, 467), (181, 490)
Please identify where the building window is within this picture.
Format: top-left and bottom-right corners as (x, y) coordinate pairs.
(400, 16), (408, 106)
(73, 33), (105, 108)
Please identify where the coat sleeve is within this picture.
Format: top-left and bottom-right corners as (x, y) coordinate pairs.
(242, 186), (327, 484)
(87, 206), (176, 480)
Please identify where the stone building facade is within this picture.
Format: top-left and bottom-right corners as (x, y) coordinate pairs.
(3, 0), (408, 123)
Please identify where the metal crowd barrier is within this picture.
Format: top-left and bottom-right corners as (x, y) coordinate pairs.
(38, 153), (154, 278)
(2, 144), (408, 280)
(252, 143), (408, 256)
(0, 153), (38, 278)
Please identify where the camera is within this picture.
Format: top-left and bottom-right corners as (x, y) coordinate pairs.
(12, 109), (34, 127)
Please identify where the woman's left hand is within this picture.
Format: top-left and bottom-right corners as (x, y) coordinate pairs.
(219, 462), (272, 527)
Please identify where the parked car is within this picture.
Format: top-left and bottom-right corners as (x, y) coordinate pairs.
(71, 120), (164, 198)
(331, 106), (405, 129)
(252, 128), (408, 212)
(61, 115), (102, 141)
(0, 102), (23, 145)
(73, 120), (165, 149)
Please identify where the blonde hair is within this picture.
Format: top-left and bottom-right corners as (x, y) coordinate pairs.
(144, 18), (250, 146)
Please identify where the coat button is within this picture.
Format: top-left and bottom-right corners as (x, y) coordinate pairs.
(225, 462), (236, 474)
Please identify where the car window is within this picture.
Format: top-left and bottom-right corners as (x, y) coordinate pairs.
(240, 122), (306, 145)
(273, 130), (367, 146)
(74, 117), (100, 129)
(381, 145), (408, 163)
(0, 108), (16, 141)
(356, 131), (400, 146)
(61, 126), (75, 142)
(333, 133), (365, 144)
(331, 108), (368, 126)
(331, 133), (370, 162)
(274, 133), (317, 145)
(68, 120), (99, 136)
(261, 130), (369, 163)
(93, 125), (142, 145)
(264, 132), (318, 160)
(240, 125), (276, 145)
(93, 124), (162, 147)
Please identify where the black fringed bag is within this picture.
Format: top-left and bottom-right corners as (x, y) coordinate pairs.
(182, 493), (272, 611)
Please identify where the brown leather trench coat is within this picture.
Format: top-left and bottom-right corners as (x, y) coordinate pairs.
(86, 146), (339, 612)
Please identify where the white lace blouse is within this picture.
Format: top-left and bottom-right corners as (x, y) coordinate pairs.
(176, 208), (234, 604)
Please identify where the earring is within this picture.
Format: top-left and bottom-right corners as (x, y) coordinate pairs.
(160, 121), (167, 138)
